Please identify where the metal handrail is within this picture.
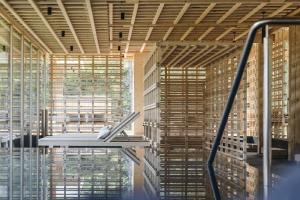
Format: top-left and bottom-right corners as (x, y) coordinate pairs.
(207, 18), (300, 166)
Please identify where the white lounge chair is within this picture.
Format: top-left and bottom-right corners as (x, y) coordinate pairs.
(38, 112), (149, 148)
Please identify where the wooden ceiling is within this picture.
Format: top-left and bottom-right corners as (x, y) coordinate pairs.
(0, 0), (300, 55)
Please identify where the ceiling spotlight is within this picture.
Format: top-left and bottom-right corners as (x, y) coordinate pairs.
(121, 12), (125, 20)
(70, 45), (73, 51)
(119, 32), (123, 39)
(2, 45), (6, 52)
(118, 46), (121, 51)
(47, 7), (52, 15)
(61, 31), (65, 37)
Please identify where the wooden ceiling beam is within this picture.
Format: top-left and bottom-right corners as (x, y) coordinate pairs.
(27, 0), (68, 53)
(140, 3), (164, 52)
(57, 0), (84, 53)
(166, 46), (189, 67)
(216, 27), (235, 41)
(161, 45), (177, 63)
(268, 3), (293, 17)
(181, 46), (209, 67)
(163, 3), (190, 41)
(235, 2), (293, 41)
(195, 3), (216, 24)
(152, 3), (164, 24)
(217, 3), (242, 24)
(85, 0), (100, 54)
(199, 45), (240, 67)
(126, 3), (138, 53)
(198, 3), (240, 41)
(159, 40), (242, 46)
(288, 7), (300, 16)
(0, 0), (52, 53)
(198, 27), (214, 41)
(238, 3), (266, 24)
(188, 45), (217, 67)
(181, 3), (216, 40)
(172, 46), (197, 67)
(116, 0), (295, 3)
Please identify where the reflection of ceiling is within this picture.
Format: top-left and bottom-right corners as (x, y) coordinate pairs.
(0, 0), (300, 54)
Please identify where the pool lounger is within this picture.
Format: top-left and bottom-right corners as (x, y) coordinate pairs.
(38, 112), (149, 148)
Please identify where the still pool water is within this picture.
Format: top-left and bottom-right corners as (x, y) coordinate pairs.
(0, 148), (298, 200)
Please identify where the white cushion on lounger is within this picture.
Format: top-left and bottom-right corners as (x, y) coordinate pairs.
(97, 125), (112, 140)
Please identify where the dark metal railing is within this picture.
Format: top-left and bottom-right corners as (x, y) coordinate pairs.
(207, 18), (300, 167)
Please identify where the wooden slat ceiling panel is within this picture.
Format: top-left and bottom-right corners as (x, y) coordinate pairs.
(179, 4), (210, 24)
(63, 0), (96, 53)
(203, 3), (235, 22)
(36, 0), (80, 53)
(113, 3), (133, 25)
(131, 27), (149, 40)
(168, 26), (189, 41)
(247, 4), (300, 23)
(157, 4), (183, 24)
(91, 1), (109, 51)
(113, 26), (129, 41)
(135, 3), (158, 24)
(1, 1), (300, 55)
(7, 0), (63, 52)
(185, 27), (205, 41)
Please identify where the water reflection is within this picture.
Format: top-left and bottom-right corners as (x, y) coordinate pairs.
(0, 148), (133, 199)
(0, 147), (287, 200)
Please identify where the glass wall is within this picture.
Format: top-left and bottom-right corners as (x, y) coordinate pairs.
(0, 17), (10, 146)
(0, 16), (48, 148)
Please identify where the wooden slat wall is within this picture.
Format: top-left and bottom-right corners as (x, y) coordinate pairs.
(289, 25), (300, 160)
(205, 50), (247, 161)
(271, 28), (289, 140)
(49, 55), (123, 135)
(246, 44), (260, 137)
(143, 45), (206, 199)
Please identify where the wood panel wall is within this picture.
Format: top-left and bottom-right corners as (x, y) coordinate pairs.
(143, 46), (206, 199)
(289, 25), (300, 160)
(205, 50), (247, 161)
(271, 28), (289, 140)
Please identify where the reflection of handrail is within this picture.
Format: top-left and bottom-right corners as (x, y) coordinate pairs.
(207, 165), (221, 200)
(207, 19), (300, 166)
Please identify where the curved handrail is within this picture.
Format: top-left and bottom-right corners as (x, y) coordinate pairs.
(207, 19), (300, 166)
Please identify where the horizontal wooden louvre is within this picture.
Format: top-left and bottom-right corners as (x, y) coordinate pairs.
(143, 45), (206, 199)
(205, 50), (247, 161)
(271, 28), (289, 140)
(49, 55), (123, 135)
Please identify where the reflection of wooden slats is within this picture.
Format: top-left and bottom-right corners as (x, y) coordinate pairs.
(143, 45), (206, 199)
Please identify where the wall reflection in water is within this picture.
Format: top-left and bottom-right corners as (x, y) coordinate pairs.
(0, 148), (133, 199)
(143, 147), (264, 200)
(143, 143), (207, 200)
(0, 147), (269, 200)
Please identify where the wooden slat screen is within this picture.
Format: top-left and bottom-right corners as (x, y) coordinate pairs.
(49, 55), (123, 135)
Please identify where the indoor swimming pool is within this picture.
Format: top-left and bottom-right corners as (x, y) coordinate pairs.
(1, 147), (297, 200)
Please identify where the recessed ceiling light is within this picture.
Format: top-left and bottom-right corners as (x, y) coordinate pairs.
(61, 31), (65, 37)
(70, 45), (73, 51)
(121, 12), (125, 20)
(47, 7), (52, 15)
